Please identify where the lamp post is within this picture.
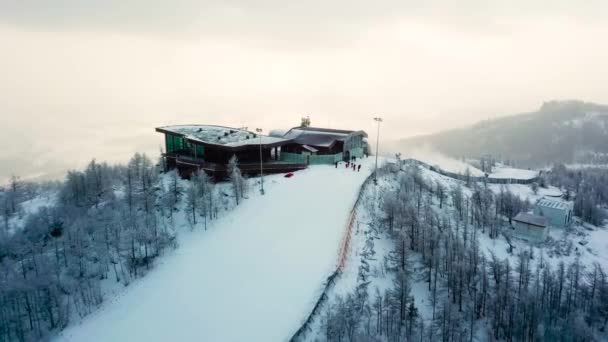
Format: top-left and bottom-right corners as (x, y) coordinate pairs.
(373, 117), (383, 184)
(256, 128), (265, 195)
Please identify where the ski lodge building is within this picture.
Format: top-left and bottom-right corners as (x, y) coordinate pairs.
(156, 125), (367, 178)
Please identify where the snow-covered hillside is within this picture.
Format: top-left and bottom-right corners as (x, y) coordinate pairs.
(304, 160), (608, 341)
(418, 165), (608, 268)
(396, 100), (608, 167)
(55, 160), (374, 342)
(488, 165), (538, 180)
(402, 149), (484, 176)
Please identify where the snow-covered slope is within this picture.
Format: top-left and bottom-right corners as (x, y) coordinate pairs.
(489, 165), (538, 180)
(402, 149), (484, 176)
(55, 160), (373, 342)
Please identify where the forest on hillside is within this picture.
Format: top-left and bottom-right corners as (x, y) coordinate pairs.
(2, 155), (608, 341)
(316, 163), (608, 342)
(0, 154), (249, 342)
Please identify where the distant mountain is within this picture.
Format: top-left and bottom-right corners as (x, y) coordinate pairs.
(395, 100), (608, 167)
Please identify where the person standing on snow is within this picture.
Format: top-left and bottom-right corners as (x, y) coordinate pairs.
(358, 164), (361, 172)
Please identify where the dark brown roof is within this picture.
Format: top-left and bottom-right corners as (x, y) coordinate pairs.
(513, 213), (548, 228)
(282, 126), (367, 148)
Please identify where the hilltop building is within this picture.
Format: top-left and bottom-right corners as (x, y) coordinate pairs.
(156, 124), (367, 178)
(156, 125), (304, 178)
(533, 197), (573, 228)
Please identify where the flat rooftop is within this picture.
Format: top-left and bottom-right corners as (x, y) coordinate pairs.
(537, 198), (572, 211)
(157, 125), (288, 147)
(282, 126), (367, 148)
(514, 213), (549, 227)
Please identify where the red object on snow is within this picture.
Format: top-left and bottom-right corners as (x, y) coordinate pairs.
(284, 172), (294, 178)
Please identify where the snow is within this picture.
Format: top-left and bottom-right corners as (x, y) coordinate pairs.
(564, 111), (607, 130)
(55, 159), (374, 342)
(223, 135), (286, 147)
(418, 162), (608, 272)
(159, 124), (286, 146)
(487, 183), (562, 203)
(489, 165), (538, 180)
(402, 149), (485, 176)
(303, 160), (608, 340)
(7, 192), (57, 235)
(305, 169), (434, 340)
(399, 149), (540, 181)
(565, 163), (608, 170)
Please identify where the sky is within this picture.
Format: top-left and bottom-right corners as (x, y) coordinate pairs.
(1, 0), (607, 183)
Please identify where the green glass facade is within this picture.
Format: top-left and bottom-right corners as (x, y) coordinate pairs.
(165, 134), (204, 157)
(165, 134), (185, 153)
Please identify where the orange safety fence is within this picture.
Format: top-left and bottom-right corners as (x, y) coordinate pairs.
(289, 171), (375, 342)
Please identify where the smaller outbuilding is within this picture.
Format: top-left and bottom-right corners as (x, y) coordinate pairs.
(512, 213), (549, 242)
(279, 126), (367, 165)
(533, 197), (573, 228)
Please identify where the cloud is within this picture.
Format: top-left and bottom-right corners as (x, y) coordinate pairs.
(1, 0), (607, 45)
(0, 0), (607, 181)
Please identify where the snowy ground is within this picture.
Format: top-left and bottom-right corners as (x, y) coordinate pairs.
(401, 149), (541, 181)
(6, 191), (57, 235)
(487, 183), (562, 203)
(420, 163), (608, 273)
(401, 149), (485, 176)
(489, 165), (538, 180)
(306, 161), (608, 341)
(565, 163), (608, 170)
(55, 159), (373, 342)
(305, 171), (434, 341)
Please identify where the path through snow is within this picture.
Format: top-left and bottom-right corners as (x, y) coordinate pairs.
(55, 159), (373, 342)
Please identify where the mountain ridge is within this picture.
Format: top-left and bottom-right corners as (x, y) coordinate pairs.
(395, 100), (608, 167)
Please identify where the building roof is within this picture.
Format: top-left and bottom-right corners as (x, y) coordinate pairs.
(156, 125), (290, 150)
(282, 126), (367, 148)
(513, 213), (549, 228)
(301, 144), (319, 153)
(536, 197), (572, 211)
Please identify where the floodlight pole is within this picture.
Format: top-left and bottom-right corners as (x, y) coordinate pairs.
(373, 117), (383, 184)
(256, 128), (265, 195)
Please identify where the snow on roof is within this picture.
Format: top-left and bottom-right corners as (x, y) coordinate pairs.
(301, 144), (319, 153)
(536, 198), (572, 211)
(157, 125), (288, 147)
(489, 166), (538, 180)
(513, 213), (548, 227)
(287, 126), (361, 135)
(282, 126), (367, 148)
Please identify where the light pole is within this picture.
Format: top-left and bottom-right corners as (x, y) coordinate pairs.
(373, 117), (383, 184)
(256, 128), (265, 195)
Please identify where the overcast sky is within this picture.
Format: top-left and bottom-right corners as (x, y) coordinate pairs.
(1, 1), (607, 182)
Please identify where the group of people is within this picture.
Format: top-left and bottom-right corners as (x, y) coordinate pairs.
(335, 156), (362, 172)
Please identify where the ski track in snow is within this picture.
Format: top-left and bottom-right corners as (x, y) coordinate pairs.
(55, 160), (374, 342)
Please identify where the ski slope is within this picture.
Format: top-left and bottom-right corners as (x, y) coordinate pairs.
(55, 159), (373, 342)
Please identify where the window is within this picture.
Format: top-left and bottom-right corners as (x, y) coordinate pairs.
(165, 134), (186, 153)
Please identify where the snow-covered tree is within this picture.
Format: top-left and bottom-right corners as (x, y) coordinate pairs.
(228, 155), (246, 205)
